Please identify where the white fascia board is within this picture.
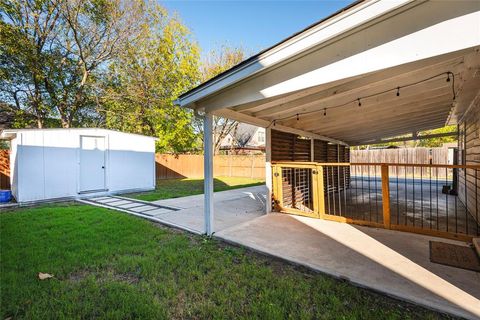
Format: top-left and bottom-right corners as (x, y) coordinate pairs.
(178, 0), (413, 108)
(259, 11), (480, 98)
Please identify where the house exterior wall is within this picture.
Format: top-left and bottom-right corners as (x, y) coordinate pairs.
(249, 128), (266, 147)
(9, 129), (155, 202)
(458, 103), (480, 222)
(220, 127), (266, 149)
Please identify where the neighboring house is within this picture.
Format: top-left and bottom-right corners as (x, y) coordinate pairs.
(220, 123), (265, 153)
(0, 128), (157, 203)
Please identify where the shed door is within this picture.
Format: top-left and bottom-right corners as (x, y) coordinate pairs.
(79, 136), (106, 192)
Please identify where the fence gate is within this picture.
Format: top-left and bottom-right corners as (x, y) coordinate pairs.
(272, 162), (480, 241)
(272, 163), (321, 218)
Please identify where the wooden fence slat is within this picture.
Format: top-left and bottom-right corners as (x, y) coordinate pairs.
(0, 150), (10, 189)
(155, 154), (266, 180)
(350, 147), (451, 178)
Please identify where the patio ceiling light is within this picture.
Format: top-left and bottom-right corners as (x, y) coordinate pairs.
(268, 71), (456, 127)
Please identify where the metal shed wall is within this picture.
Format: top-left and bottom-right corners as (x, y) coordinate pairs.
(8, 129), (156, 203)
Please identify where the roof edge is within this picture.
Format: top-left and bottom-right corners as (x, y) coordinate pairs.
(178, 0), (364, 103)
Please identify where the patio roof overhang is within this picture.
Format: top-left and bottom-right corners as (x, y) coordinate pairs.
(177, 0), (480, 146)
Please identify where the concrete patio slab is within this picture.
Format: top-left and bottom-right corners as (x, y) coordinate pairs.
(215, 213), (480, 320)
(102, 200), (131, 206)
(117, 203), (143, 209)
(151, 185), (266, 233)
(144, 208), (173, 216)
(130, 205), (157, 212)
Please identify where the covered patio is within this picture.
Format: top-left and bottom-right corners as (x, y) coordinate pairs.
(176, 0), (480, 238)
(175, 0), (480, 318)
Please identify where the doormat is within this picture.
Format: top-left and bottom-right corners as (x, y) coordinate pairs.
(430, 241), (480, 272)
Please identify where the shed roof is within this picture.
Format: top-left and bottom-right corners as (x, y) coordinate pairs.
(0, 128), (158, 140)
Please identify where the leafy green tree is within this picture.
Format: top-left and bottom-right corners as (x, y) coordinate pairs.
(100, 5), (201, 152)
(0, 0), (60, 127)
(0, 0), (145, 128)
(355, 125), (457, 149)
(417, 125), (457, 147)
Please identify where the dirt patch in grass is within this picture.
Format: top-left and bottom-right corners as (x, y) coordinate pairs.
(67, 269), (140, 285)
(67, 269), (92, 282)
(110, 272), (140, 285)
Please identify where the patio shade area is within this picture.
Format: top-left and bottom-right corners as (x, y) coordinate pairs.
(175, 0), (480, 237)
(215, 214), (480, 320)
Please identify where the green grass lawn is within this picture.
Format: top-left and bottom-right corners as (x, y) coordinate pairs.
(0, 204), (449, 319)
(127, 176), (265, 201)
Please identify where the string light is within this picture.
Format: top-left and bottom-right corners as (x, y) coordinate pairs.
(267, 71), (456, 128)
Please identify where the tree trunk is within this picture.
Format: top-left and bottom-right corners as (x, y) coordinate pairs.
(37, 117), (44, 128)
(59, 110), (70, 128)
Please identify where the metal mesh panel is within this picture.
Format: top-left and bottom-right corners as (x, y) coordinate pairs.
(281, 167), (314, 213)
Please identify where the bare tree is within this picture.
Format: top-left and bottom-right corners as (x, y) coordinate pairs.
(234, 129), (254, 148)
(194, 45), (246, 154)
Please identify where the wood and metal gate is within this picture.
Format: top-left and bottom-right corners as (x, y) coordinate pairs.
(272, 161), (480, 241)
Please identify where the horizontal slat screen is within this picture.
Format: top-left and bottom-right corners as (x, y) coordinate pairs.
(314, 140), (328, 162)
(272, 129), (311, 162)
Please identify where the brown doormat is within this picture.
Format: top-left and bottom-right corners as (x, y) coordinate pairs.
(430, 241), (480, 272)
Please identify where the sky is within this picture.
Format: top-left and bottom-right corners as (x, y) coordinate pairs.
(161, 0), (354, 58)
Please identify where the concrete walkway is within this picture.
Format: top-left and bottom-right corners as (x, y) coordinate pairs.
(216, 214), (480, 320)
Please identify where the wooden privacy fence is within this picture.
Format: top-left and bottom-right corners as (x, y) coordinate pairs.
(272, 161), (480, 241)
(156, 154), (266, 180)
(0, 150), (10, 189)
(351, 147), (450, 178)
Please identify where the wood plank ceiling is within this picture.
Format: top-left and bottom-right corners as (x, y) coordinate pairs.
(226, 49), (480, 146)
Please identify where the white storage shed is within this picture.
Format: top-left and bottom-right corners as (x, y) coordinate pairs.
(0, 128), (156, 203)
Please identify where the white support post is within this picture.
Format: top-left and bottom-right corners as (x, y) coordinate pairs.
(265, 127), (272, 214)
(204, 112), (214, 235)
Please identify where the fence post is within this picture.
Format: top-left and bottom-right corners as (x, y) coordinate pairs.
(251, 153), (254, 178)
(316, 165), (325, 218)
(272, 165), (283, 210)
(381, 164), (391, 229)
